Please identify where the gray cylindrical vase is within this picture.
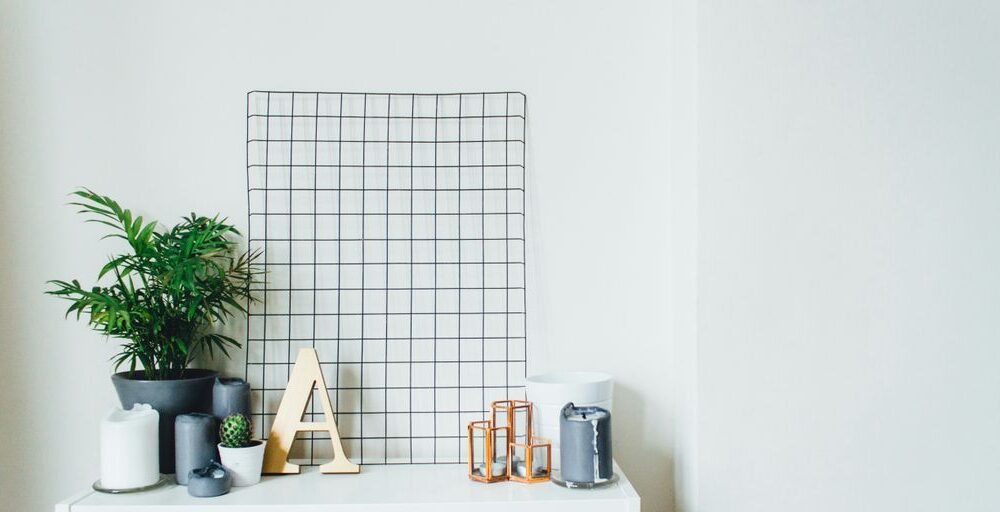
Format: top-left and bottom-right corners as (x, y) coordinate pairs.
(188, 461), (232, 498)
(559, 402), (613, 485)
(175, 413), (217, 485)
(212, 378), (251, 421)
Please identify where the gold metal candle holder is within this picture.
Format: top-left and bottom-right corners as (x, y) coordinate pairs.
(468, 400), (549, 484)
(508, 436), (552, 483)
(467, 420), (510, 483)
(490, 399), (533, 443)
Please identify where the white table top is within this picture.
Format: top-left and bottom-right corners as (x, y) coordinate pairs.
(56, 464), (640, 512)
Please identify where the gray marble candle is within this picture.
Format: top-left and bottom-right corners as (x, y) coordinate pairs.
(559, 402), (613, 485)
(175, 413), (217, 485)
(187, 461), (232, 498)
(212, 378), (251, 421)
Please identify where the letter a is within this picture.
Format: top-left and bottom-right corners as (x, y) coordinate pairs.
(262, 348), (360, 474)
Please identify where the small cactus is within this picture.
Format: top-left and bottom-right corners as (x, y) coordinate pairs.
(219, 413), (253, 448)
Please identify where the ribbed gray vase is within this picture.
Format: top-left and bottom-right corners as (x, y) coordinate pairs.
(111, 369), (218, 474)
(212, 378), (251, 421)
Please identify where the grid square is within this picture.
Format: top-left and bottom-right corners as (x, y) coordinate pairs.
(340, 339), (362, 362)
(342, 214), (364, 238)
(413, 95), (438, 117)
(412, 145), (435, 167)
(387, 192), (411, 214)
(412, 264), (435, 289)
(437, 96), (461, 118)
(412, 362), (434, 388)
(412, 191), (435, 213)
(482, 168), (506, 189)
(386, 216), (409, 239)
(436, 215), (459, 238)
(387, 94), (412, 115)
(460, 289), (484, 311)
(412, 215), (435, 239)
(436, 362), (459, 387)
(365, 117), (389, 141)
(437, 314), (459, 338)
(387, 314), (410, 338)
(436, 169), (459, 191)
(362, 314), (388, 339)
(482, 93), (510, 117)
(412, 118), (437, 142)
(460, 264), (484, 288)
(460, 387), (484, 411)
(459, 189), (483, 213)
(437, 145), (459, 166)
(436, 289), (459, 313)
(411, 314), (434, 338)
(437, 339), (459, 361)
(412, 413), (434, 437)
(435, 412), (460, 438)
(364, 240), (388, 263)
(413, 339), (434, 362)
(435, 241), (459, 262)
(460, 240), (483, 262)
(460, 339), (484, 361)
(412, 388), (434, 412)
(459, 94), (484, 117)
(460, 313), (484, 337)
(435, 389), (459, 413)
(483, 339), (507, 362)
(247, 91), (526, 466)
(437, 264), (459, 288)
(386, 362), (411, 387)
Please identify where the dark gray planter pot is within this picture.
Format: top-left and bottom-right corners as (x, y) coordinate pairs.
(111, 369), (218, 474)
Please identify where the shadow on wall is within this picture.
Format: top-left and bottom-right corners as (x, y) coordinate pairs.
(614, 383), (674, 512)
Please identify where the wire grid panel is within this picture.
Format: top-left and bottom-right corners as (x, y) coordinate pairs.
(245, 91), (528, 465)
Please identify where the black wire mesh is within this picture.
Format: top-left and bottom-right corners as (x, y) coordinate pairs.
(245, 91), (527, 465)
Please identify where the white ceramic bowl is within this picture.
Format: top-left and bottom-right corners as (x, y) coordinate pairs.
(526, 372), (614, 405)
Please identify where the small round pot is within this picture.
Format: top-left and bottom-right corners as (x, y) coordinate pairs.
(111, 369), (218, 474)
(187, 461), (232, 498)
(218, 441), (265, 486)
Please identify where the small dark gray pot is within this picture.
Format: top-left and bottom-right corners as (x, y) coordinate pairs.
(111, 369), (218, 474)
(212, 377), (251, 421)
(188, 461), (231, 498)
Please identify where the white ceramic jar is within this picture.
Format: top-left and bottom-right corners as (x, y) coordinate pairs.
(525, 371), (613, 469)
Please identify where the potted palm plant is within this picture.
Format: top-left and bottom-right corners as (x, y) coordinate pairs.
(47, 189), (262, 473)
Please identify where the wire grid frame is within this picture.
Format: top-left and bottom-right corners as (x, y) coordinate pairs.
(245, 91), (528, 465)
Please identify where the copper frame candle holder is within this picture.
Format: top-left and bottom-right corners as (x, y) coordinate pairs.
(467, 420), (510, 483)
(507, 436), (552, 483)
(490, 399), (533, 443)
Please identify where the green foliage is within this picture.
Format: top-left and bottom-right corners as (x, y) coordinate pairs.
(46, 189), (263, 380)
(219, 413), (253, 448)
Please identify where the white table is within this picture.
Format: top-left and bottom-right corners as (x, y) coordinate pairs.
(56, 464), (640, 512)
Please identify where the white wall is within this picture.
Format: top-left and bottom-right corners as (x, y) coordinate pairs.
(0, 1), (678, 511)
(697, 1), (1000, 511)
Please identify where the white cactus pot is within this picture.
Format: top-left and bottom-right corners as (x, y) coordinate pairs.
(218, 441), (265, 486)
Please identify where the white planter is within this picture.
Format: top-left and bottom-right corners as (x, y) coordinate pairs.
(218, 441), (265, 486)
(526, 372), (613, 469)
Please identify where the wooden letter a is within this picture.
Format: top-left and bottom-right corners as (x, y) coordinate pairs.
(262, 348), (360, 474)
